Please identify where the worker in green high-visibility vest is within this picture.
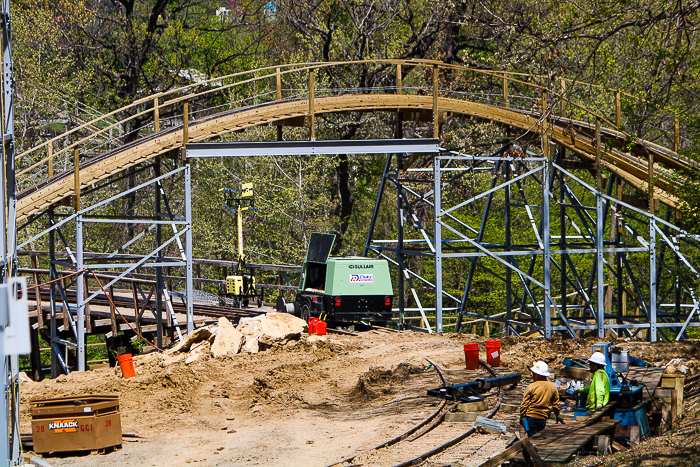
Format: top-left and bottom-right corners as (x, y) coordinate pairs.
(577, 351), (610, 415)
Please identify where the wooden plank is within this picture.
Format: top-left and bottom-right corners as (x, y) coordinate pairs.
(477, 439), (526, 467)
(521, 438), (546, 467)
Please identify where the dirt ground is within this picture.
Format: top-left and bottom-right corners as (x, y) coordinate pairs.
(17, 331), (700, 467)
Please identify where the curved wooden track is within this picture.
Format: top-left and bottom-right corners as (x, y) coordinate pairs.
(16, 60), (693, 222)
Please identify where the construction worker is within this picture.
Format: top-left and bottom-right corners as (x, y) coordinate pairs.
(577, 351), (610, 415)
(520, 361), (565, 436)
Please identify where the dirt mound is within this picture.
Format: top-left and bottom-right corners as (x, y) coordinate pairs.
(349, 363), (423, 401)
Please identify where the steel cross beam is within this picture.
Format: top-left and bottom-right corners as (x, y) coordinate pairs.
(186, 139), (439, 157)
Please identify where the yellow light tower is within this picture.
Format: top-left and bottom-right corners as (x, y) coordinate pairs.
(221, 183), (262, 308)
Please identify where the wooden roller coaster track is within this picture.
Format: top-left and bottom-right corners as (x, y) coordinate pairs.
(15, 60), (695, 223)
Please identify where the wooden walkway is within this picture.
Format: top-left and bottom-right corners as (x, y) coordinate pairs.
(624, 368), (665, 400)
(513, 418), (619, 464)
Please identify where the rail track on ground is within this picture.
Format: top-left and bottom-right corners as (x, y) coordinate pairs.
(327, 359), (520, 467)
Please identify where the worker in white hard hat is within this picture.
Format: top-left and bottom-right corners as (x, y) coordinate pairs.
(519, 361), (564, 436)
(576, 351), (610, 414)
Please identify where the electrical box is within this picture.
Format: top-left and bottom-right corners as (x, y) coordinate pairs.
(31, 395), (122, 454)
(1, 276), (30, 356)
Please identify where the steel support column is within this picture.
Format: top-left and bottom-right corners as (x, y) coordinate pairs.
(434, 156), (443, 332)
(76, 215), (86, 371)
(155, 160), (163, 348)
(649, 219), (657, 341)
(543, 160), (552, 338)
(185, 164), (194, 333)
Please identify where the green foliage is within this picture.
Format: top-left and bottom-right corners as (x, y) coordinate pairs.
(11, 0), (700, 329)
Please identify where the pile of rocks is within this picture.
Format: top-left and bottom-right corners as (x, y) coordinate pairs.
(135, 312), (309, 369)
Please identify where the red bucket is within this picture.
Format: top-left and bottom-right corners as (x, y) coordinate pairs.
(464, 343), (480, 370)
(117, 353), (135, 379)
(485, 340), (501, 367)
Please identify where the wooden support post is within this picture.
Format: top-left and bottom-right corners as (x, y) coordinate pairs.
(84, 275), (92, 332)
(541, 89), (547, 116)
(674, 115), (679, 153)
(31, 255), (43, 327)
(48, 141), (53, 179)
(276, 69), (283, 142)
(276, 67), (282, 100)
(308, 69), (315, 140)
(138, 287), (155, 328)
(503, 74), (509, 107)
(560, 78), (566, 113)
(484, 321), (490, 338)
(648, 149), (655, 215)
(595, 119), (602, 191)
(433, 65), (439, 138)
(131, 283), (140, 333)
(615, 92), (621, 129)
(195, 263), (202, 291)
(61, 277), (68, 329)
(153, 97), (160, 133)
(166, 266), (173, 292)
(109, 285), (117, 337)
(182, 100), (189, 148)
(73, 147), (80, 211)
(396, 64), (402, 95)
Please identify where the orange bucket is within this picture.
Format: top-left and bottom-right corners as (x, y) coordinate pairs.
(117, 353), (135, 379)
(485, 340), (501, 367)
(464, 343), (480, 370)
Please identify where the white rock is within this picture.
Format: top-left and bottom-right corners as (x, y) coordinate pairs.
(160, 353), (186, 366)
(211, 317), (245, 358)
(243, 336), (259, 354)
(186, 342), (210, 365)
(18, 372), (33, 383)
(165, 325), (214, 355)
(237, 312), (307, 346)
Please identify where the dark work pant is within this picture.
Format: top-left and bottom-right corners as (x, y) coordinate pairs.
(521, 416), (547, 436)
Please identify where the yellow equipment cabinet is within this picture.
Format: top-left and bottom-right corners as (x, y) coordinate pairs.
(31, 395), (122, 454)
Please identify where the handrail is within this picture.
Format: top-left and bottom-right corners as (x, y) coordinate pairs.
(16, 59), (690, 190)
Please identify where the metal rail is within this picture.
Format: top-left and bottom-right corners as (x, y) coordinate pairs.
(326, 359), (505, 467)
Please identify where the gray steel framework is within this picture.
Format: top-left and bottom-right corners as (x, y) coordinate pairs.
(19, 164), (194, 374)
(0, 0), (19, 463)
(16, 137), (439, 379)
(364, 145), (700, 341)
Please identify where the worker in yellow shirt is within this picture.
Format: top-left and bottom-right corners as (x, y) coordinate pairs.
(577, 351), (610, 414)
(520, 361), (565, 436)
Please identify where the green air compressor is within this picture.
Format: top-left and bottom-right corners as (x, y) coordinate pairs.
(276, 233), (394, 325)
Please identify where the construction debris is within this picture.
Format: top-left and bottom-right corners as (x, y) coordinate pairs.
(211, 317), (245, 357)
(474, 416), (507, 434)
(237, 312), (308, 347)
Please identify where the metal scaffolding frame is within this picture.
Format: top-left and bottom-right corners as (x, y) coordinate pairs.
(0, 0), (21, 463)
(365, 144), (700, 341)
(18, 164), (194, 374)
(12, 137), (438, 379)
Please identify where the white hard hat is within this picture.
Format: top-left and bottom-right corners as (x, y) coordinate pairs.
(589, 351), (607, 366)
(530, 361), (551, 377)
